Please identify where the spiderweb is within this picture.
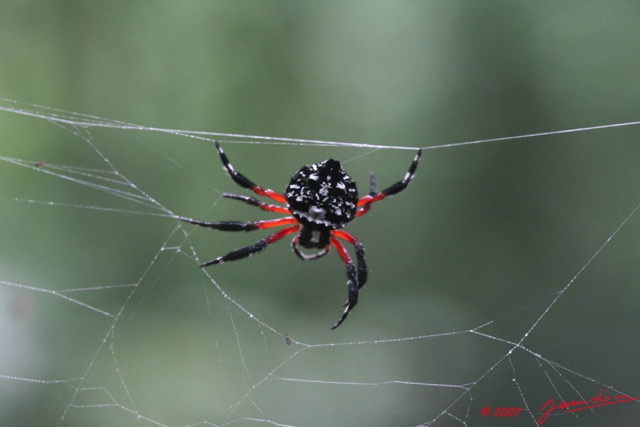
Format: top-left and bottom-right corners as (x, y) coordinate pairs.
(1, 97), (639, 427)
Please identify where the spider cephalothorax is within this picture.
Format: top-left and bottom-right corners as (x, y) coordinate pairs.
(182, 141), (422, 329)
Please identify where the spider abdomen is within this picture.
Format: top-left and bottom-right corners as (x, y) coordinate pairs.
(285, 159), (359, 230)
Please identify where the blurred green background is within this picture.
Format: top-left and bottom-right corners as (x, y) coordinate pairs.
(2, 1), (640, 426)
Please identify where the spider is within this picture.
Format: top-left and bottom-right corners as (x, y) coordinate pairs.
(182, 141), (422, 329)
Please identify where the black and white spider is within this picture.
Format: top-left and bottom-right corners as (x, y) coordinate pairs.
(182, 141), (422, 329)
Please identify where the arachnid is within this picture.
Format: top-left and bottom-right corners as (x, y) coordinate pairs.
(182, 141), (422, 329)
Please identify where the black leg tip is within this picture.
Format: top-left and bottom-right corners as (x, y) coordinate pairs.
(199, 259), (221, 268)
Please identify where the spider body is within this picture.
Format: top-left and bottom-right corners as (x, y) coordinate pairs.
(182, 141), (422, 329)
(285, 159), (358, 252)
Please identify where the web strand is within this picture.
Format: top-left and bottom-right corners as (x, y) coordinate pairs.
(1, 99), (639, 426)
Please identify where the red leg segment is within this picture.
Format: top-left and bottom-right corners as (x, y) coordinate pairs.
(182, 216), (297, 232)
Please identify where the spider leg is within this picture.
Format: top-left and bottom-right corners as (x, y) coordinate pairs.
(356, 148), (422, 215)
(329, 236), (361, 330)
(369, 170), (377, 194)
(200, 225), (299, 267)
(181, 216), (297, 232)
(222, 193), (291, 214)
(215, 141), (286, 204)
(332, 230), (367, 287)
(355, 171), (377, 217)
